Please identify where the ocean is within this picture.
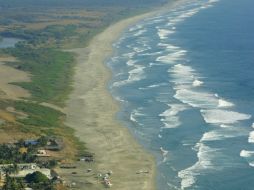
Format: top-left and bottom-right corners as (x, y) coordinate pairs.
(106, 0), (254, 189)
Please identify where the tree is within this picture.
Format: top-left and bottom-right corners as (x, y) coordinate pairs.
(2, 175), (25, 190)
(25, 171), (49, 184)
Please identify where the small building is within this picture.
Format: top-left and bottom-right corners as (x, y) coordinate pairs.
(0, 163), (38, 171)
(36, 149), (50, 157)
(45, 137), (63, 151)
(79, 156), (94, 162)
(0, 163), (52, 179)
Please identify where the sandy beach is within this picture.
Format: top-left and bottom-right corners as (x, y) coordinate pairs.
(64, 1), (185, 189)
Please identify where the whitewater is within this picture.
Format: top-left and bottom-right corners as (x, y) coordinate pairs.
(107, 0), (254, 189)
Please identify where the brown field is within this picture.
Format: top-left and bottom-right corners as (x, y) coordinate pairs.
(0, 58), (30, 100)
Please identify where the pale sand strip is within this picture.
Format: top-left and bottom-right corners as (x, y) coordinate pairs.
(65, 1), (186, 189)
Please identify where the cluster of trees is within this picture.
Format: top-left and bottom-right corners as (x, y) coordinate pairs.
(0, 137), (59, 189)
(2, 175), (25, 190)
(1, 24), (78, 47)
(0, 136), (52, 164)
(0, 144), (36, 164)
(2, 171), (55, 190)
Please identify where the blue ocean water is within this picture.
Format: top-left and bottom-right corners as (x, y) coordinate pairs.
(107, 0), (254, 189)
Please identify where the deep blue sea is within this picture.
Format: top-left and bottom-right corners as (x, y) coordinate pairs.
(107, 0), (254, 189)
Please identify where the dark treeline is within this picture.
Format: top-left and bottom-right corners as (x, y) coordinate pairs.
(0, 0), (168, 8)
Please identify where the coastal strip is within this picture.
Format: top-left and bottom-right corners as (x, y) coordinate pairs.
(65, 1), (185, 189)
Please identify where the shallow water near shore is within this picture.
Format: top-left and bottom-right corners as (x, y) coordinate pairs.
(107, 0), (254, 189)
(0, 37), (21, 48)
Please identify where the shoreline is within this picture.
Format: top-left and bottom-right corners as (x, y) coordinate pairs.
(64, 1), (185, 189)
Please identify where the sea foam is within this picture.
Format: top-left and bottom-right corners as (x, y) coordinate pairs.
(218, 98), (234, 108)
(156, 50), (186, 63)
(113, 65), (146, 87)
(248, 131), (254, 143)
(160, 104), (187, 128)
(201, 128), (246, 142)
(157, 28), (175, 40)
(192, 79), (204, 87)
(174, 89), (218, 108)
(240, 150), (254, 158)
(201, 109), (251, 124)
(178, 143), (220, 189)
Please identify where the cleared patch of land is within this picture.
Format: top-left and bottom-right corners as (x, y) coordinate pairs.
(0, 57), (30, 100)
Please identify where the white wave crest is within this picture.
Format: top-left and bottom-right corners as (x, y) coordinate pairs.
(130, 109), (145, 124)
(122, 52), (136, 58)
(178, 143), (220, 189)
(249, 161), (254, 167)
(170, 64), (195, 84)
(126, 59), (137, 66)
(174, 89), (218, 108)
(220, 124), (232, 128)
(201, 131), (229, 141)
(192, 79), (203, 87)
(160, 104), (187, 117)
(139, 83), (167, 90)
(240, 150), (254, 158)
(201, 109), (251, 124)
(113, 65), (146, 87)
(248, 131), (254, 143)
(156, 50), (187, 63)
(133, 29), (147, 37)
(218, 99), (234, 108)
(128, 24), (142, 32)
(159, 104), (187, 128)
(133, 47), (150, 53)
(201, 128), (246, 142)
(157, 28), (175, 40)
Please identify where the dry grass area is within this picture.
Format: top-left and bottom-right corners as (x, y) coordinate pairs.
(0, 56), (16, 62)
(0, 109), (16, 122)
(0, 121), (36, 144)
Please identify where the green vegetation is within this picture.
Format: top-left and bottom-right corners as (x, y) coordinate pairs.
(25, 170), (57, 190)
(5, 46), (74, 106)
(25, 171), (49, 184)
(15, 101), (64, 129)
(2, 175), (25, 190)
(0, 144), (36, 164)
(2, 171), (55, 190)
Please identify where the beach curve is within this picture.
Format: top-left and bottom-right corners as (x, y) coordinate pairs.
(64, 1), (185, 189)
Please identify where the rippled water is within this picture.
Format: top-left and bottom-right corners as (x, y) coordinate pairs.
(107, 0), (254, 189)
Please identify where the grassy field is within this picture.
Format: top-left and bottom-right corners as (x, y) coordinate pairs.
(6, 47), (74, 106)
